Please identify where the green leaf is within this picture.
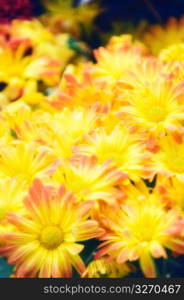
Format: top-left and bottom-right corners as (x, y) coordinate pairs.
(67, 36), (89, 56)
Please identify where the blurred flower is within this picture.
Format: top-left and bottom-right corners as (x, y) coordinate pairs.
(159, 43), (184, 62)
(150, 135), (184, 182)
(76, 125), (147, 181)
(41, 0), (99, 37)
(96, 191), (184, 277)
(143, 17), (184, 55)
(120, 58), (184, 137)
(0, 179), (103, 277)
(52, 156), (127, 204)
(94, 35), (148, 82)
(83, 257), (133, 278)
(0, 141), (58, 185)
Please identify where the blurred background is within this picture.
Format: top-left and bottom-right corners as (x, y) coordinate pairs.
(97, 0), (184, 24)
(31, 0), (184, 47)
(1, 0), (184, 24)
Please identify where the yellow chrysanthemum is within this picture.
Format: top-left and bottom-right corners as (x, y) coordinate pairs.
(0, 44), (31, 83)
(45, 107), (98, 159)
(121, 60), (184, 137)
(143, 17), (184, 55)
(13, 114), (53, 145)
(95, 191), (184, 277)
(50, 107), (97, 140)
(150, 135), (184, 182)
(0, 179), (103, 277)
(83, 258), (132, 278)
(2, 101), (53, 144)
(0, 20), (75, 90)
(159, 43), (184, 62)
(0, 45), (62, 89)
(57, 65), (119, 111)
(0, 141), (58, 185)
(11, 19), (54, 45)
(11, 19), (76, 73)
(94, 35), (147, 82)
(76, 126), (147, 181)
(51, 156), (126, 204)
(24, 57), (61, 87)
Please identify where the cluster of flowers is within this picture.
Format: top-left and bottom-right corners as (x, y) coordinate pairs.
(1, 14), (184, 278)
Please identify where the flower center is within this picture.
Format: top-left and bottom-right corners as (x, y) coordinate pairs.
(40, 225), (64, 250)
(145, 105), (167, 123)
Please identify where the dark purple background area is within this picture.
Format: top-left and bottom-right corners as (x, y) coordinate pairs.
(97, 0), (184, 26)
(32, 0), (184, 23)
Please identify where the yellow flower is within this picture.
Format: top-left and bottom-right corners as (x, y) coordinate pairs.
(0, 44), (31, 83)
(11, 19), (75, 73)
(14, 113), (53, 145)
(23, 57), (61, 87)
(96, 191), (184, 277)
(83, 258), (132, 278)
(52, 156), (126, 204)
(36, 33), (74, 66)
(0, 179), (103, 277)
(2, 101), (53, 144)
(150, 136), (184, 182)
(0, 141), (58, 185)
(58, 65), (118, 111)
(0, 44), (61, 90)
(121, 59), (184, 136)
(76, 126), (147, 181)
(11, 19), (54, 45)
(50, 107), (97, 140)
(44, 107), (98, 159)
(143, 17), (184, 55)
(94, 35), (147, 82)
(159, 43), (184, 62)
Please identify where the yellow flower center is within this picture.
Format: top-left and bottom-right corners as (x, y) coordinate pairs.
(145, 105), (167, 123)
(40, 225), (64, 250)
